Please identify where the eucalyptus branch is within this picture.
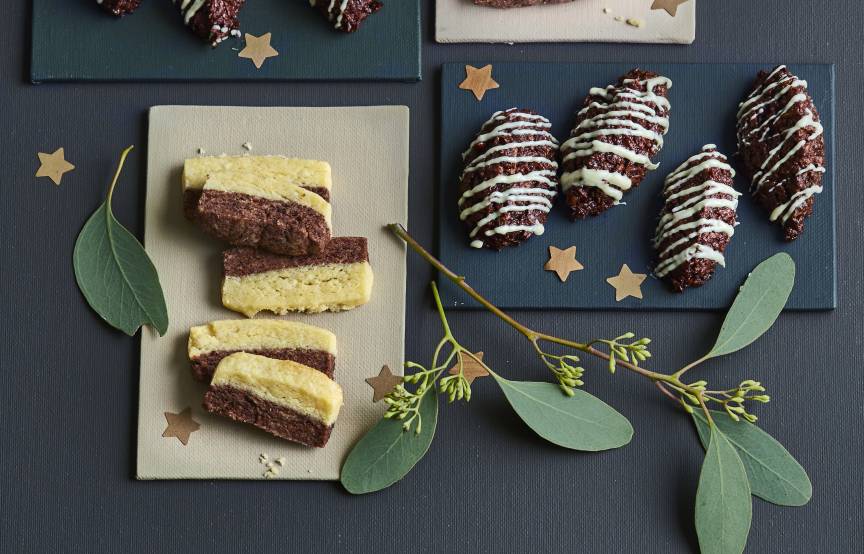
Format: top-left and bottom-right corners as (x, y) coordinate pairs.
(387, 223), (770, 424)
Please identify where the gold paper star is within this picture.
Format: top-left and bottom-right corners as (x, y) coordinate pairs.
(606, 264), (647, 301)
(365, 365), (403, 403)
(448, 351), (489, 384)
(162, 407), (200, 446)
(459, 64), (500, 101)
(651, 0), (690, 16)
(544, 246), (585, 282)
(239, 33), (279, 69)
(36, 148), (75, 186)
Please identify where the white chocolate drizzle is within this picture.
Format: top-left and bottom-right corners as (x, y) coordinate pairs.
(459, 109), (559, 249)
(310, 0), (351, 30)
(561, 73), (672, 205)
(653, 145), (740, 280)
(736, 65), (826, 230)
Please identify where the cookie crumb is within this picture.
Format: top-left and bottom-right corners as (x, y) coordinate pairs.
(197, 147), (206, 155)
(626, 18), (644, 28)
(242, 142), (253, 152)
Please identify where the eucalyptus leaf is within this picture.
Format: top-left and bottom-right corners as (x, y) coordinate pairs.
(705, 253), (795, 359)
(695, 425), (753, 554)
(341, 387), (438, 494)
(693, 410), (812, 506)
(73, 146), (168, 336)
(493, 378), (632, 451)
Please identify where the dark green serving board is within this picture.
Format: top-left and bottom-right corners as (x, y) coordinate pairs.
(31, 0), (420, 82)
(439, 63), (836, 311)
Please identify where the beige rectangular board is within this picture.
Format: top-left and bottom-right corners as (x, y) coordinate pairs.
(436, 0), (695, 44)
(137, 106), (409, 480)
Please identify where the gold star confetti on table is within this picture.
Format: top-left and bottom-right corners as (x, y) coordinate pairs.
(35, 148), (75, 186)
(448, 351), (489, 384)
(238, 33), (279, 69)
(162, 407), (200, 446)
(544, 246), (585, 282)
(459, 64), (500, 101)
(606, 264), (647, 301)
(365, 365), (403, 403)
(650, 0), (690, 16)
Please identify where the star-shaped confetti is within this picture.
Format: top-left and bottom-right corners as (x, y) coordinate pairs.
(239, 33), (279, 69)
(544, 246), (585, 282)
(36, 148), (75, 186)
(162, 407), (200, 446)
(606, 264), (647, 301)
(459, 64), (500, 101)
(365, 365), (403, 403)
(448, 351), (489, 384)
(650, 0), (690, 16)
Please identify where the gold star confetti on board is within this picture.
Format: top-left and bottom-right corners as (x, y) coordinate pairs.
(162, 407), (200, 446)
(365, 365), (403, 403)
(238, 33), (279, 69)
(448, 351), (489, 384)
(606, 264), (647, 301)
(650, 0), (690, 16)
(544, 246), (585, 282)
(459, 64), (500, 101)
(35, 148), (75, 186)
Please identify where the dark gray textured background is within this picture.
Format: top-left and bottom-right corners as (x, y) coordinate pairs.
(1, 1), (862, 552)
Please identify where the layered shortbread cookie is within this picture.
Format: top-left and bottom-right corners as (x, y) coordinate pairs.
(188, 319), (338, 382)
(183, 156), (332, 219)
(195, 171), (332, 256)
(203, 353), (343, 447)
(222, 237), (374, 317)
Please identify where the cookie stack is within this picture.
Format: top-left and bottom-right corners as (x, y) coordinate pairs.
(182, 154), (375, 447)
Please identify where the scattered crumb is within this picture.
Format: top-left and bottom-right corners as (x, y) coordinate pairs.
(197, 147), (206, 155)
(603, 7), (612, 14)
(242, 142), (253, 152)
(614, 16), (624, 22)
(626, 18), (645, 28)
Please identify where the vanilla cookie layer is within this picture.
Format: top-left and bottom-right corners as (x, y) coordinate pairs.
(183, 155), (332, 194)
(188, 319), (338, 358)
(211, 353), (343, 426)
(222, 262), (374, 317)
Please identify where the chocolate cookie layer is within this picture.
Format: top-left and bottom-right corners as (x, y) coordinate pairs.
(458, 108), (559, 250)
(561, 69), (671, 219)
(653, 145), (740, 292)
(204, 385), (334, 447)
(474, 0), (574, 7)
(192, 348), (335, 382)
(736, 65), (826, 241)
(310, 0), (383, 33)
(223, 237), (368, 277)
(98, 0), (142, 16)
(196, 189), (331, 256)
(174, 0), (245, 46)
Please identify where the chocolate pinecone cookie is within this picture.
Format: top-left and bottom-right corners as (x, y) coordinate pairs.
(653, 145), (740, 292)
(97, 0), (142, 16)
(174, 0), (245, 46)
(474, 0), (575, 7)
(736, 65), (825, 241)
(561, 69), (672, 219)
(458, 108), (559, 250)
(309, 0), (383, 33)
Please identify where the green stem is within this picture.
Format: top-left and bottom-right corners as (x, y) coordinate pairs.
(107, 145), (135, 206)
(673, 356), (708, 379)
(388, 224), (709, 406)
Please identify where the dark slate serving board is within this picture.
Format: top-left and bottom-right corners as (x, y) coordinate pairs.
(31, 0), (420, 82)
(439, 63), (836, 311)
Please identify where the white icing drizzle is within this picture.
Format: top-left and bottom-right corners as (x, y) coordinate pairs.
(459, 109), (559, 249)
(561, 73), (671, 204)
(736, 66), (826, 228)
(653, 146), (739, 280)
(178, 0), (207, 25)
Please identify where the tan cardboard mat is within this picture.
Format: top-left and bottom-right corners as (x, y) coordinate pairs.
(137, 106), (409, 480)
(436, 0), (696, 44)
